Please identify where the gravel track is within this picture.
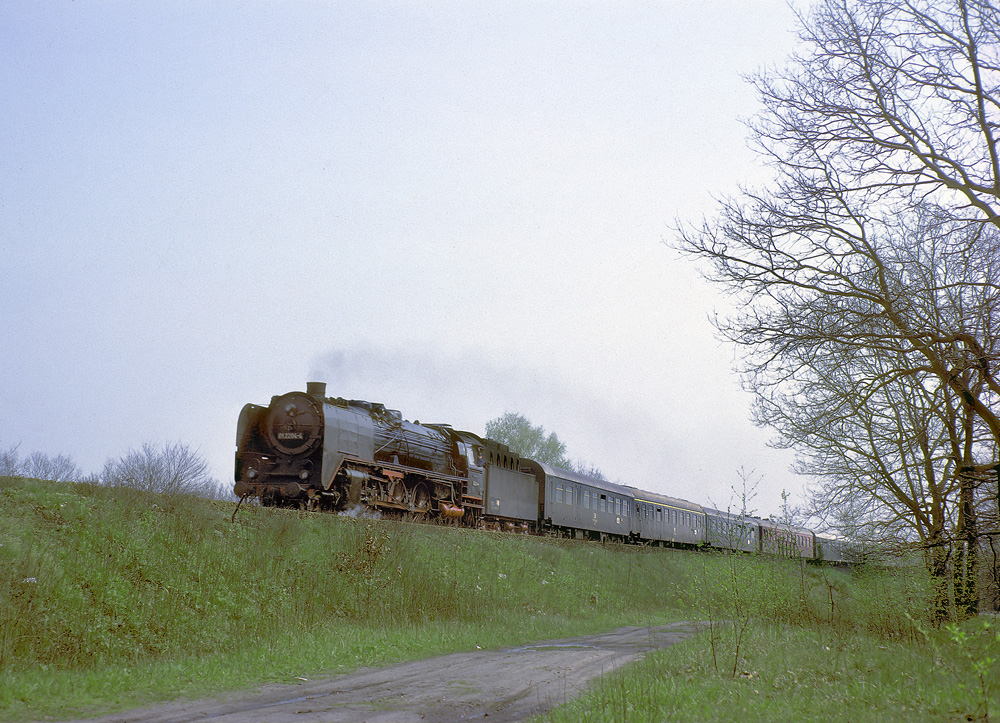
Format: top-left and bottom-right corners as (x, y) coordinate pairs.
(53, 623), (700, 723)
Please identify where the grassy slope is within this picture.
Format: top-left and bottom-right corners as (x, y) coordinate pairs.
(2, 477), (997, 722)
(1, 476), (686, 720)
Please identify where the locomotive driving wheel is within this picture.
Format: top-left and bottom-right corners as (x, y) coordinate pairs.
(411, 483), (431, 515)
(389, 478), (408, 506)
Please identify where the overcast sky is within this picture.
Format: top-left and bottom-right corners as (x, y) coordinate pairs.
(2, 0), (810, 517)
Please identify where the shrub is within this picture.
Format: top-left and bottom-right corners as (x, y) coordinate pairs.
(100, 442), (220, 497)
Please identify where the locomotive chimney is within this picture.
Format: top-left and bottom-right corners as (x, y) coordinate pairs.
(306, 381), (327, 400)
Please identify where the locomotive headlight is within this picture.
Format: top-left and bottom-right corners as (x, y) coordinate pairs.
(246, 468), (258, 480)
(299, 469), (310, 480)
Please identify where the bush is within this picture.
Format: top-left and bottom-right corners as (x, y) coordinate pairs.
(21, 452), (81, 483)
(0, 444), (81, 483)
(100, 442), (221, 497)
(0, 444), (19, 477)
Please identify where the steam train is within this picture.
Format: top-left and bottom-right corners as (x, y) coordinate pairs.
(234, 382), (854, 563)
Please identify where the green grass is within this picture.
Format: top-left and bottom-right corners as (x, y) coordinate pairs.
(533, 620), (1000, 723)
(533, 554), (1000, 723)
(2, 476), (996, 723)
(0, 476), (685, 720)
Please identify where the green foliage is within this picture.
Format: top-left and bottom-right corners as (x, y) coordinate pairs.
(484, 412), (572, 467)
(907, 617), (1000, 722)
(946, 620), (1000, 721)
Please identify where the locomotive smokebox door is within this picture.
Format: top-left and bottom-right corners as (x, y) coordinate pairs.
(265, 392), (323, 456)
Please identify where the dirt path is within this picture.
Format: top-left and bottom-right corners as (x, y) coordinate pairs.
(58, 623), (700, 723)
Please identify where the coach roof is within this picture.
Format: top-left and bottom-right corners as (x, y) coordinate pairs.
(521, 460), (634, 497)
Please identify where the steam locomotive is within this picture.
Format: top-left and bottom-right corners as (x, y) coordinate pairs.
(234, 382), (853, 562)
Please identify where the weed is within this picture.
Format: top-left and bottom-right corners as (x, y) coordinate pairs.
(3, 476), (987, 723)
(0, 477), (684, 719)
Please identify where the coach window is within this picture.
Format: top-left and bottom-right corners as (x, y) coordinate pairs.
(554, 483), (563, 504)
(599, 495), (606, 512)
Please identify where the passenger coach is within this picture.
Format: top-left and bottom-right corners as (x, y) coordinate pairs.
(703, 507), (758, 553)
(629, 488), (704, 547)
(522, 460), (634, 541)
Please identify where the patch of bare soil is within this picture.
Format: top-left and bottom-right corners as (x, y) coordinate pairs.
(52, 623), (699, 723)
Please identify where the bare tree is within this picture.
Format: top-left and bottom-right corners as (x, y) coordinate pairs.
(0, 443), (20, 477)
(0, 444), (82, 482)
(676, 0), (1000, 619)
(750, 0), (1000, 228)
(101, 441), (219, 496)
(20, 451), (82, 482)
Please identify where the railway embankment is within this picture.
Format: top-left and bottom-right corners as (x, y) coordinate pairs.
(2, 476), (996, 722)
